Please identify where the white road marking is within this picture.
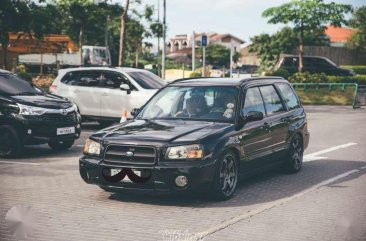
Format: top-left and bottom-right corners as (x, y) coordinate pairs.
(304, 142), (357, 162)
(0, 161), (41, 166)
(193, 165), (366, 241)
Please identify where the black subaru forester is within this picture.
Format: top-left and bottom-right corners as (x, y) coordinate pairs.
(0, 70), (81, 157)
(80, 77), (309, 200)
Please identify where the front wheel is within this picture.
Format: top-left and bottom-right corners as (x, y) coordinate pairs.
(211, 151), (238, 201)
(0, 125), (23, 158)
(284, 134), (303, 173)
(48, 140), (75, 151)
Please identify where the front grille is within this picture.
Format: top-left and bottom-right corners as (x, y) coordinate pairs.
(104, 145), (156, 165)
(42, 112), (77, 126)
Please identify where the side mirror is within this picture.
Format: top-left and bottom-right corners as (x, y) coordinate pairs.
(120, 83), (131, 95)
(243, 111), (264, 122)
(130, 108), (140, 117)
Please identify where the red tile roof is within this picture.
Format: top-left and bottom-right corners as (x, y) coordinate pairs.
(325, 25), (356, 43)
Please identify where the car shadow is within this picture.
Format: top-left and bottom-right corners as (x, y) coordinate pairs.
(107, 159), (366, 208)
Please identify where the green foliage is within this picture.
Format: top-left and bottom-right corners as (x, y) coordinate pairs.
(189, 71), (202, 78)
(262, 0), (352, 72)
(341, 66), (366, 75)
(288, 72), (328, 83)
(196, 44), (241, 68)
(15, 64), (32, 82)
(295, 87), (355, 105)
(347, 6), (366, 51)
(267, 68), (291, 79)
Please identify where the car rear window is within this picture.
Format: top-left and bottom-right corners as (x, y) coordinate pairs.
(127, 71), (165, 89)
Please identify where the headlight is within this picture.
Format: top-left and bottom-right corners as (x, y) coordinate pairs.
(18, 104), (47, 116)
(166, 144), (203, 160)
(83, 139), (101, 155)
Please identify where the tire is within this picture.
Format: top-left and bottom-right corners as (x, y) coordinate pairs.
(211, 150), (239, 201)
(48, 140), (75, 151)
(284, 134), (304, 174)
(0, 125), (23, 158)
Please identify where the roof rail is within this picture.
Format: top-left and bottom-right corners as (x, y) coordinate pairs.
(239, 76), (285, 83)
(169, 76), (221, 84)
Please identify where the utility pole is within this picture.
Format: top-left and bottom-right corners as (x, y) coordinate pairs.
(201, 34), (207, 77)
(192, 31), (195, 71)
(230, 45), (233, 78)
(105, 15), (109, 48)
(157, 0), (161, 77)
(162, 0), (166, 79)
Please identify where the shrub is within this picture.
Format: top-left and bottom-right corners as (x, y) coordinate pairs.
(15, 64), (32, 82)
(266, 68), (290, 79)
(288, 72), (328, 83)
(189, 71), (202, 78)
(341, 65), (366, 75)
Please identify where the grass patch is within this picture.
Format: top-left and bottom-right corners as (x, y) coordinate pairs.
(293, 86), (355, 105)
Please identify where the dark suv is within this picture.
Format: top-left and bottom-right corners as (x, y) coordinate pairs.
(277, 55), (355, 76)
(0, 70), (81, 157)
(80, 77), (309, 200)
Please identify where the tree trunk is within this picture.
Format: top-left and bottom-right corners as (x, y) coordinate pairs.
(135, 49), (139, 68)
(2, 47), (7, 70)
(79, 24), (83, 65)
(1, 34), (9, 70)
(119, 0), (130, 67)
(298, 27), (304, 73)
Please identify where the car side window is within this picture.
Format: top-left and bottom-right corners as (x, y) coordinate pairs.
(77, 71), (102, 87)
(61, 71), (80, 86)
(276, 83), (300, 110)
(243, 87), (266, 116)
(101, 72), (137, 90)
(259, 85), (285, 116)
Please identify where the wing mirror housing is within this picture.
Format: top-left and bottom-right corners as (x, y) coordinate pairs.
(130, 108), (140, 117)
(120, 84), (131, 95)
(239, 111), (264, 124)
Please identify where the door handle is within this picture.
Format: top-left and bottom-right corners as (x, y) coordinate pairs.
(281, 117), (291, 123)
(263, 122), (272, 132)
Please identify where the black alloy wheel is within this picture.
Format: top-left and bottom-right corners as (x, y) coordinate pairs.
(284, 134), (303, 173)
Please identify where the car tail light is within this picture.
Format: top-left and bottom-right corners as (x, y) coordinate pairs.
(49, 84), (57, 93)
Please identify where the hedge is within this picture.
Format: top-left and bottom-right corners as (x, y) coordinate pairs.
(341, 65), (366, 75)
(328, 75), (366, 85)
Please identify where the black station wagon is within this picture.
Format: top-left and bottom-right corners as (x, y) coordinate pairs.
(80, 77), (310, 200)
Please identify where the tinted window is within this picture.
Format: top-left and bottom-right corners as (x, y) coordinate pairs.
(101, 72), (134, 89)
(61, 71), (101, 87)
(243, 87), (265, 116)
(0, 73), (40, 96)
(276, 83), (300, 110)
(259, 85), (285, 115)
(128, 71), (164, 89)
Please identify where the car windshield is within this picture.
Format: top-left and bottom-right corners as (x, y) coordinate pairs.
(0, 73), (41, 96)
(128, 71), (165, 89)
(138, 86), (239, 122)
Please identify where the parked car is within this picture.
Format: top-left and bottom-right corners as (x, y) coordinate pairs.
(0, 69), (81, 157)
(80, 77), (310, 200)
(276, 55), (355, 76)
(51, 67), (165, 124)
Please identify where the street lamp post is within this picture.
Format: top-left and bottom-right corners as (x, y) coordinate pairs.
(162, 0), (166, 80)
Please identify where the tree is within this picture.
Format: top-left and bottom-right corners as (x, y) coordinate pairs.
(249, 27), (328, 72)
(118, 0), (130, 66)
(262, 0), (352, 72)
(0, 0), (31, 69)
(347, 6), (366, 52)
(197, 44), (240, 68)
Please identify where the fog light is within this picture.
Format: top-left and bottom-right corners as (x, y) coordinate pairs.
(27, 129), (32, 134)
(175, 176), (188, 187)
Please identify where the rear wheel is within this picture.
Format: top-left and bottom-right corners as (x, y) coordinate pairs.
(48, 140), (75, 151)
(284, 134), (303, 173)
(211, 151), (238, 201)
(0, 125), (23, 158)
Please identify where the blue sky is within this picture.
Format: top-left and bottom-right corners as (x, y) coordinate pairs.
(134, 0), (365, 45)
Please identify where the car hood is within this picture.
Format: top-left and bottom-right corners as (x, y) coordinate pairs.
(10, 94), (72, 109)
(92, 119), (233, 146)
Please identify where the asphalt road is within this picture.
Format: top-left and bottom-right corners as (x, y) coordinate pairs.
(1, 106), (366, 241)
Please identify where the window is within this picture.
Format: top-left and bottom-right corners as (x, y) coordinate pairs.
(101, 72), (133, 89)
(61, 71), (101, 87)
(243, 87), (265, 116)
(259, 85), (285, 115)
(127, 71), (165, 89)
(276, 83), (300, 110)
(0, 73), (40, 96)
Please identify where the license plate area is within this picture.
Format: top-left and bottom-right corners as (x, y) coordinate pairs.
(110, 169), (141, 183)
(57, 127), (75, 135)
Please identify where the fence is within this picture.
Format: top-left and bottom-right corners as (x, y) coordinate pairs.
(291, 83), (360, 108)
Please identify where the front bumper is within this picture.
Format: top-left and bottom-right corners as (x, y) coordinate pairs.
(79, 156), (217, 193)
